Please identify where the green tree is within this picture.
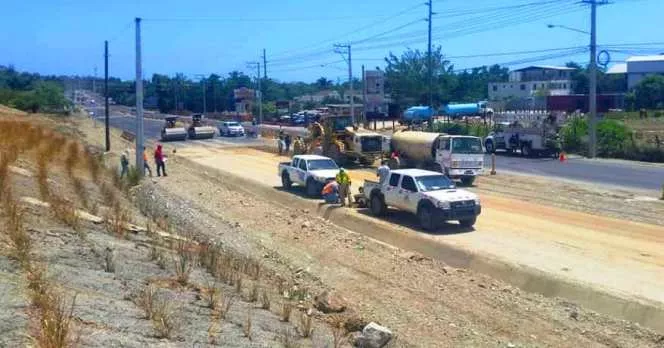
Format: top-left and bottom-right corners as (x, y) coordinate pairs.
(634, 75), (664, 109)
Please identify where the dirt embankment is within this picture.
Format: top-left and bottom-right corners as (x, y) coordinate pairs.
(126, 149), (664, 347)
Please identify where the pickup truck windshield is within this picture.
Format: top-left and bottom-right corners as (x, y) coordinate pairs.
(452, 138), (483, 154)
(307, 159), (338, 170)
(226, 122), (240, 127)
(415, 175), (455, 192)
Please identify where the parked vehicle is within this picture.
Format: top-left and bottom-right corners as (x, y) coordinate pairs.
(219, 121), (245, 137)
(443, 101), (493, 119)
(388, 131), (484, 186)
(278, 155), (339, 197)
(361, 169), (481, 230)
(402, 106), (434, 124)
(484, 117), (560, 157)
(307, 115), (385, 166)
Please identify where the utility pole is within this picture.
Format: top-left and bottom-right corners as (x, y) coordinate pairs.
(362, 64), (366, 125)
(262, 49), (267, 79)
(93, 66), (97, 94)
(587, 0), (598, 158)
(427, 0), (433, 110)
(334, 44), (354, 124)
(135, 17), (144, 176)
(104, 40), (110, 151)
(247, 62), (262, 123)
(195, 75), (207, 115)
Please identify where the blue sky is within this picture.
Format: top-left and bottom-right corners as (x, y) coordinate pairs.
(1, 0), (662, 82)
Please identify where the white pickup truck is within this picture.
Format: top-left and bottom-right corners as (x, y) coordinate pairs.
(278, 155), (339, 197)
(361, 169), (481, 230)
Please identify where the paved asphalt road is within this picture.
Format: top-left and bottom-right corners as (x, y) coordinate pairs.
(94, 113), (664, 191)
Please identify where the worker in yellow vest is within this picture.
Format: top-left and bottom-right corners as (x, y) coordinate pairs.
(335, 168), (352, 207)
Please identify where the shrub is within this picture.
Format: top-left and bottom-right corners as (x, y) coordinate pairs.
(560, 116), (588, 153)
(597, 119), (630, 157)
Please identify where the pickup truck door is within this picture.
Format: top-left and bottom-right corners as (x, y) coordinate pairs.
(435, 136), (452, 173)
(292, 159), (308, 184)
(384, 173), (402, 208)
(399, 175), (420, 213)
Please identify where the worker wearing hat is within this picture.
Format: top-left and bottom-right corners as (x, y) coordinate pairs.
(335, 167), (352, 207)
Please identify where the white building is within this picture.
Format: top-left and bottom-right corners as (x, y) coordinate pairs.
(294, 90), (341, 103)
(488, 66), (575, 100)
(607, 55), (664, 90)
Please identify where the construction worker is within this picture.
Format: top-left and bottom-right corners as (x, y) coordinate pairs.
(277, 133), (285, 155)
(284, 134), (292, 153)
(336, 168), (352, 207)
(143, 147), (152, 177)
(321, 179), (339, 204)
(119, 150), (129, 178)
(377, 159), (390, 184)
(293, 136), (304, 155)
(155, 144), (167, 177)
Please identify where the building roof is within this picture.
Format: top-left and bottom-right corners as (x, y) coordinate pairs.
(626, 55), (664, 63)
(606, 63), (627, 74)
(512, 65), (576, 72)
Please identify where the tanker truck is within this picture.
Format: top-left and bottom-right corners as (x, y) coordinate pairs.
(402, 106), (434, 125)
(443, 101), (493, 120)
(389, 131), (484, 186)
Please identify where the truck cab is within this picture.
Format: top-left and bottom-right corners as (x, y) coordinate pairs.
(434, 135), (484, 185)
(362, 169), (481, 230)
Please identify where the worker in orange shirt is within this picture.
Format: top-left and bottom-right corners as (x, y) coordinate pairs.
(143, 146), (152, 177)
(321, 179), (339, 204)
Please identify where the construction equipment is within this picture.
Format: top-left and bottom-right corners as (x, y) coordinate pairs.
(308, 115), (385, 166)
(187, 114), (215, 140)
(389, 131), (484, 186)
(484, 115), (560, 158)
(160, 116), (187, 141)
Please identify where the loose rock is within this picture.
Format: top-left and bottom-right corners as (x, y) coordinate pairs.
(354, 322), (393, 348)
(314, 290), (347, 313)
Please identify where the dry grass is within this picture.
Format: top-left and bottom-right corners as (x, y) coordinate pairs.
(248, 282), (259, 303)
(33, 292), (78, 348)
(134, 284), (158, 320)
(297, 312), (314, 338)
(279, 329), (301, 348)
(329, 315), (349, 348)
(49, 195), (80, 231)
(260, 290), (271, 310)
(234, 275), (243, 294)
(103, 247), (115, 273)
(280, 302), (293, 322)
(203, 280), (221, 310)
(216, 293), (235, 320)
(243, 309), (252, 340)
(5, 198), (32, 266)
(105, 202), (128, 238)
(173, 239), (195, 286)
(151, 297), (178, 339)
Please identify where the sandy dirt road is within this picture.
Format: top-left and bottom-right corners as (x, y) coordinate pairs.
(174, 145), (664, 312)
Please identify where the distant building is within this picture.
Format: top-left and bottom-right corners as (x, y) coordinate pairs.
(342, 90), (363, 104)
(488, 65), (575, 100)
(234, 87), (255, 113)
(364, 70), (387, 119)
(607, 55), (664, 90)
(294, 90), (341, 103)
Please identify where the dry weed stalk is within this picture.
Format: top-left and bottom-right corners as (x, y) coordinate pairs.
(279, 329), (301, 348)
(203, 280), (220, 310)
(248, 282), (259, 303)
(297, 312), (314, 338)
(105, 202), (128, 238)
(217, 293), (235, 320)
(234, 275), (242, 294)
(243, 309), (252, 340)
(33, 292), (78, 348)
(103, 247), (115, 273)
(5, 198), (32, 266)
(330, 315), (348, 348)
(49, 195), (80, 231)
(134, 284), (158, 319)
(260, 290), (271, 310)
(173, 239), (195, 285)
(151, 297), (178, 339)
(280, 302), (292, 322)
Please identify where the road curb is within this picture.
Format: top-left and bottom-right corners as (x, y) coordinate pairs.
(182, 157), (664, 333)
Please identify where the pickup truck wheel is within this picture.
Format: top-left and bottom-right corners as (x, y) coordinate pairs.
(459, 217), (477, 228)
(281, 172), (292, 189)
(418, 204), (435, 231)
(370, 195), (386, 216)
(305, 179), (318, 197)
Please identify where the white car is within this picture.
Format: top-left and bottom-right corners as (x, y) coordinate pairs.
(278, 155), (339, 197)
(361, 168), (481, 230)
(219, 121), (245, 137)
